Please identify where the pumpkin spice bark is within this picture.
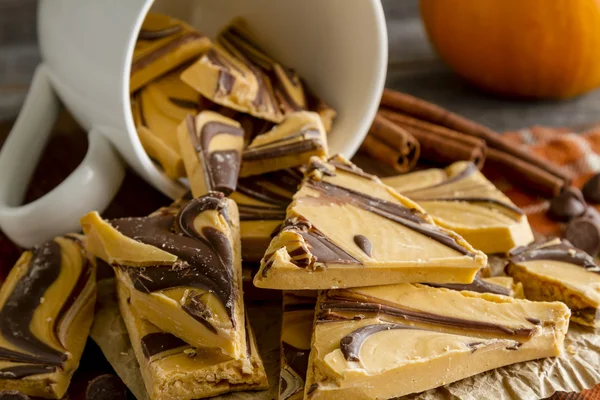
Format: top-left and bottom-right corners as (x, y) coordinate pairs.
(81, 193), (247, 359)
(0, 235), (96, 399)
(305, 284), (570, 399)
(116, 280), (268, 400)
(429, 273), (524, 298)
(254, 156), (487, 290)
(240, 112), (328, 177)
(130, 13), (211, 93)
(177, 111), (245, 197)
(383, 161), (534, 254)
(132, 68), (201, 179)
(507, 239), (600, 327)
(278, 291), (317, 400)
(231, 169), (302, 262)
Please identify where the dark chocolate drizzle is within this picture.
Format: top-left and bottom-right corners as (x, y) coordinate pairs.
(242, 129), (323, 161)
(340, 324), (413, 361)
(320, 291), (536, 338)
(401, 163), (523, 215)
(206, 49), (235, 95)
(510, 240), (599, 272)
(132, 31), (204, 74)
(112, 194), (235, 323)
(236, 169), (301, 221)
(138, 25), (182, 41)
(141, 332), (188, 359)
(305, 179), (472, 256)
(426, 275), (511, 296)
(0, 240), (67, 366)
(187, 116), (244, 196)
(353, 235), (373, 257)
(168, 97), (199, 110)
(0, 365), (56, 379)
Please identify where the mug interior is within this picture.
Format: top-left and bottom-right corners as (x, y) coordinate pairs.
(128, 0), (386, 182)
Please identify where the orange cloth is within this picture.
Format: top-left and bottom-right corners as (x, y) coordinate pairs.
(483, 125), (600, 238)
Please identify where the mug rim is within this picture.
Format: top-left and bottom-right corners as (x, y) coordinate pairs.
(121, 0), (388, 198)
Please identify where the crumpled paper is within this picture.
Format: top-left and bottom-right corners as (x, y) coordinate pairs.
(90, 279), (280, 400)
(92, 279), (600, 400)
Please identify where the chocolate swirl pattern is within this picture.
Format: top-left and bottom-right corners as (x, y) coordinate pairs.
(507, 238), (600, 327)
(279, 292), (317, 400)
(0, 236), (96, 399)
(130, 13), (211, 93)
(231, 169), (302, 263)
(383, 161), (534, 254)
(255, 156), (486, 290)
(240, 111), (329, 177)
(81, 193), (246, 359)
(115, 279), (268, 400)
(177, 111), (245, 198)
(303, 284), (570, 399)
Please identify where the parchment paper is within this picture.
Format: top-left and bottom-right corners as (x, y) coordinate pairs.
(92, 278), (600, 400)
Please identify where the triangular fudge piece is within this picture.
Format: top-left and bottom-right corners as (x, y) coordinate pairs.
(305, 284), (570, 399)
(507, 238), (600, 327)
(240, 111), (328, 177)
(81, 193), (247, 359)
(131, 13), (211, 93)
(382, 161), (534, 254)
(116, 279), (268, 400)
(254, 156), (487, 289)
(0, 235), (96, 399)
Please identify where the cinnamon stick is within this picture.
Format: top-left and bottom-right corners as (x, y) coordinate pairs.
(378, 109), (486, 169)
(360, 113), (420, 172)
(380, 89), (571, 183)
(485, 148), (566, 197)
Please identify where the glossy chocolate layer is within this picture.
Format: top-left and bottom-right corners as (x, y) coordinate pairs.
(340, 324), (413, 361)
(0, 241), (66, 367)
(141, 332), (188, 359)
(186, 115), (244, 196)
(132, 32), (205, 74)
(427, 275), (511, 296)
(242, 129), (323, 161)
(510, 240), (598, 271)
(320, 290), (536, 337)
(112, 194), (235, 322)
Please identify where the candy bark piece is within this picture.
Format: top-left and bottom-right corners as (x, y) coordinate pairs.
(278, 291), (317, 400)
(507, 239), (600, 327)
(180, 44), (269, 118)
(130, 13), (211, 93)
(81, 193), (247, 359)
(240, 112), (329, 177)
(0, 235), (96, 399)
(231, 169), (302, 262)
(116, 280), (268, 400)
(254, 156), (487, 290)
(217, 19), (336, 130)
(132, 68), (201, 179)
(305, 284), (570, 399)
(177, 111), (245, 197)
(382, 161), (534, 254)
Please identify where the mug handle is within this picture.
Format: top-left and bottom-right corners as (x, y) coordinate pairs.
(0, 64), (126, 248)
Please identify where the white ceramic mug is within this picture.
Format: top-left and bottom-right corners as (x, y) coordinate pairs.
(0, 0), (387, 248)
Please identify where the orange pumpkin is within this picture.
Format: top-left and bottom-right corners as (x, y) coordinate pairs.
(420, 0), (600, 99)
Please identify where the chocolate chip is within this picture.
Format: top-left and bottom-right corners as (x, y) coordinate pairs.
(0, 391), (30, 400)
(548, 187), (586, 221)
(85, 374), (127, 400)
(565, 217), (600, 257)
(583, 173), (600, 203)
